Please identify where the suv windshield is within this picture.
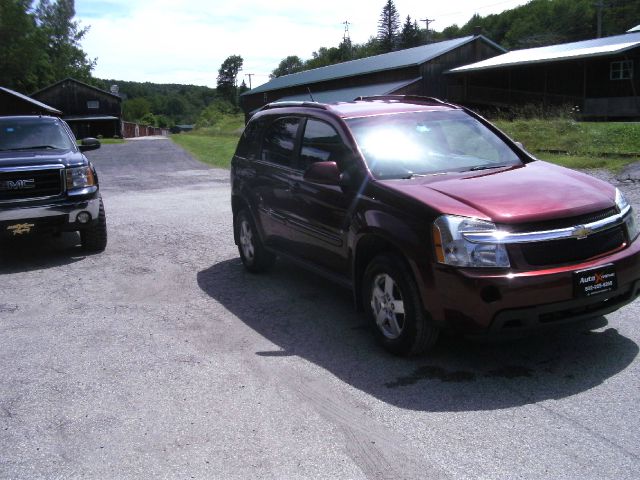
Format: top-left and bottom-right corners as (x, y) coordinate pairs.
(0, 117), (75, 152)
(345, 110), (522, 179)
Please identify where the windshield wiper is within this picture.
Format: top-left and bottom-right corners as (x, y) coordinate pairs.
(467, 164), (508, 172)
(5, 145), (59, 151)
(400, 172), (449, 179)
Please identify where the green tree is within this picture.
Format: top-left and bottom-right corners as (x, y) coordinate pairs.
(35, 0), (95, 83)
(0, 0), (48, 92)
(378, 0), (400, 52)
(270, 55), (304, 78)
(399, 15), (421, 49)
(122, 97), (151, 122)
(216, 54), (243, 106)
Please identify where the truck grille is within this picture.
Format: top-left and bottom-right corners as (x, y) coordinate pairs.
(519, 226), (625, 266)
(0, 167), (64, 202)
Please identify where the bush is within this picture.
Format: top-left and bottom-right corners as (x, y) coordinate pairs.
(197, 100), (238, 128)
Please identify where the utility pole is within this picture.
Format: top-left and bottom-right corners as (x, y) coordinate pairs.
(420, 18), (435, 42)
(245, 73), (254, 90)
(593, 1), (607, 38)
(342, 20), (351, 43)
(342, 20), (352, 60)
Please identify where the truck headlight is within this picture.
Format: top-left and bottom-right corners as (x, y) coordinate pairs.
(433, 215), (510, 268)
(616, 188), (639, 241)
(66, 166), (96, 190)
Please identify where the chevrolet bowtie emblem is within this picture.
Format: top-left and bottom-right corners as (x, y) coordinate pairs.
(7, 223), (35, 235)
(573, 225), (592, 240)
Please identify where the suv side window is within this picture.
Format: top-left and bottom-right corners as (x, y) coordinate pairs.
(261, 117), (301, 167)
(235, 118), (263, 159)
(300, 119), (346, 170)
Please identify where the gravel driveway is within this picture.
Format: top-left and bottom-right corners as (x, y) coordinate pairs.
(1, 138), (640, 479)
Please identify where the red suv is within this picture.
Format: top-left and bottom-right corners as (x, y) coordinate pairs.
(230, 96), (640, 356)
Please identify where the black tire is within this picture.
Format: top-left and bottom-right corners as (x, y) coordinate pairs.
(81, 198), (107, 252)
(235, 209), (275, 273)
(363, 253), (438, 356)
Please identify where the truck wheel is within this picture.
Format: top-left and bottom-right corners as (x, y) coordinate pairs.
(81, 198), (107, 252)
(236, 209), (275, 273)
(363, 253), (438, 356)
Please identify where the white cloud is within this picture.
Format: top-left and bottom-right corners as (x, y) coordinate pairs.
(77, 0), (529, 87)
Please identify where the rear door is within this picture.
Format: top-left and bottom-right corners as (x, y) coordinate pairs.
(253, 116), (303, 250)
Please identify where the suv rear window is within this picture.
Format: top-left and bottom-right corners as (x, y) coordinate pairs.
(345, 110), (521, 179)
(261, 117), (301, 167)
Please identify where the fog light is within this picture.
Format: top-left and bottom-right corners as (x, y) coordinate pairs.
(77, 212), (91, 224)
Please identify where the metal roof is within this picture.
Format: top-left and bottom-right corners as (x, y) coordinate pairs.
(449, 31), (640, 73)
(32, 77), (122, 100)
(246, 35), (504, 95)
(0, 87), (62, 114)
(274, 78), (422, 104)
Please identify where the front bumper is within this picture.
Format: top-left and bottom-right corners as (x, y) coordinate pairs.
(0, 193), (101, 236)
(422, 237), (640, 336)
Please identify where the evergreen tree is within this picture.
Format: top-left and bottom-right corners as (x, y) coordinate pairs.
(377, 0), (400, 52)
(216, 54), (243, 106)
(238, 79), (249, 96)
(399, 15), (421, 49)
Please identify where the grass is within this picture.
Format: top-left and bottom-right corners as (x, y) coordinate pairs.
(170, 114), (244, 169)
(170, 114), (640, 173)
(494, 119), (640, 172)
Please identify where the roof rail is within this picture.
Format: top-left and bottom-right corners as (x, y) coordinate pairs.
(353, 95), (459, 108)
(259, 101), (328, 112)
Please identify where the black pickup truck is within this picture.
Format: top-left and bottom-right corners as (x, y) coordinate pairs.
(0, 115), (107, 251)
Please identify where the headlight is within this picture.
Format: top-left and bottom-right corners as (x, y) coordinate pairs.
(615, 188), (630, 212)
(433, 215), (510, 268)
(615, 188), (639, 241)
(66, 166), (96, 190)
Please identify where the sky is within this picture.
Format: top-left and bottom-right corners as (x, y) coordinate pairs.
(75, 0), (530, 89)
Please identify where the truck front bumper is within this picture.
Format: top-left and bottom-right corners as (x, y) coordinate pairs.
(0, 193), (101, 236)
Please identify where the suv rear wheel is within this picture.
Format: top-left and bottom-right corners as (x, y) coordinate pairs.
(363, 253), (438, 356)
(236, 209), (276, 273)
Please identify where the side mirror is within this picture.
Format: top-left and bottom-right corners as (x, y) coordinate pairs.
(79, 137), (101, 152)
(514, 141), (525, 150)
(303, 161), (341, 185)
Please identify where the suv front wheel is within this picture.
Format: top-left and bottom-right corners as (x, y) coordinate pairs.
(363, 253), (439, 356)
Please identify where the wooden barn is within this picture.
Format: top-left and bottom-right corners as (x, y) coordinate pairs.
(241, 35), (505, 118)
(32, 78), (123, 137)
(0, 87), (62, 116)
(447, 31), (640, 119)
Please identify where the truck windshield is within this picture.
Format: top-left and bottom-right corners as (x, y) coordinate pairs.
(345, 110), (522, 179)
(0, 118), (75, 152)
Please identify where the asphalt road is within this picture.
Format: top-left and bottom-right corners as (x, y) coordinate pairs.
(1, 138), (639, 479)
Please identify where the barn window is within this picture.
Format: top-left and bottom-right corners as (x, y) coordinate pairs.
(87, 100), (100, 109)
(610, 60), (633, 80)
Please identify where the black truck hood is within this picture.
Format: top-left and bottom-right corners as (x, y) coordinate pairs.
(0, 150), (87, 168)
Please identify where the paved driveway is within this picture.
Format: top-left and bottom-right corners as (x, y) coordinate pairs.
(1, 138), (639, 479)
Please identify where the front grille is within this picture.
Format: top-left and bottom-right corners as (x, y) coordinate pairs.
(0, 168), (63, 202)
(520, 226), (625, 266)
(503, 207), (618, 233)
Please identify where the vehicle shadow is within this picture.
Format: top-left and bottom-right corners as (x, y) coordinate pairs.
(197, 258), (639, 412)
(0, 233), (87, 273)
